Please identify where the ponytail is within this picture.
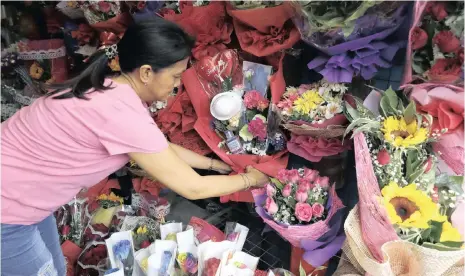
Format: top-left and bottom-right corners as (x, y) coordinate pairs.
(47, 49), (114, 99)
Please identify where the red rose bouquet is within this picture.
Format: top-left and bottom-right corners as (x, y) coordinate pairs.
(403, 1), (464, 85)
(227, 1), (300, 57)
(55, 195), (90, 247)
(163, 1), (233, 60)
(252, 168), (345, 267)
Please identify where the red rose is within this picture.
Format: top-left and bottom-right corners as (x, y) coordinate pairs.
(98, 1), (111, 13)
(137, 1), (146, 10)
(295, 202), (313, 222)
(411, 27), (428, 50)
(140, 240), (151, 249)
(377, 149), (391, 165)
(426, 2), (448, 21)
(62, 225), (71, 236)
(427, 58), (462, 83)
(433, 31), (461, 53)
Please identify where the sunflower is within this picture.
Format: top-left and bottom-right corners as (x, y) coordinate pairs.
(381, 182), (438, 229)
(293, 90), (324, 115)
(381, 116), (428, 148)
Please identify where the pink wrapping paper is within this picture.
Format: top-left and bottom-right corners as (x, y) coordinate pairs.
(287, 136), (349, 162)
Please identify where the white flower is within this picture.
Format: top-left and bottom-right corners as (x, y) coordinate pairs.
(325, 102), (342, 119)
(244, 69), (254, 79)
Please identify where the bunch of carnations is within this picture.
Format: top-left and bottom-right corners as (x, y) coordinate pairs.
(264, 168), (330, 225)
(278, 81), (347, 125)
(410, 1), (464, 83)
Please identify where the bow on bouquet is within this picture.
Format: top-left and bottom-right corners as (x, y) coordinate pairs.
(155, 88), (212, 156)
(252, 168), (346, 268)
(303, 2), (409, 83)
(162, 1), (233, 60)
(341, 88), (464, 275)
(227, 1), (300, 57)
(183, 49), (288, 202)
(403, 1), (464, 85)
(406, 83), (464, 175)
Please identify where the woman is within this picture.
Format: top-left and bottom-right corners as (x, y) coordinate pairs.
(1, 18), (269, 275)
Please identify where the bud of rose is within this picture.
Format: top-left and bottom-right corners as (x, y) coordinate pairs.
(265, 197), (278, 215)
(295, 188), (308, 203)
(62, 225), (71, 236)
(298, 178), (312, 191)
(433, 30), (461, 53)
(265, 183), (276, 197)
(316, 176), (330, 189)
(423, 157), (433, 173)
(377, 149), (391, 166)
(140, 240), (151, 249)
(282, 184), (292, 197)
(411, 27), (428, 50)
(312, 203), (325, 218)
(303, 168), (318, 182)
(277, 169), (288, 183)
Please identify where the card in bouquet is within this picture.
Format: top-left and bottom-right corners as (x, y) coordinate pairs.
(242, 61), (273, 97)
(147, 240), (177, 276)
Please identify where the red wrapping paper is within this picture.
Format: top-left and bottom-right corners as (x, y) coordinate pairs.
(182, 54), (289, 202)
(84, 177), (164, 200)
(62, 240), (83, 276)
(155, 88), (212, 156)
(90, 12), (133, 35)
(227, 3), (300, 57)
(163, 2), (233, 60)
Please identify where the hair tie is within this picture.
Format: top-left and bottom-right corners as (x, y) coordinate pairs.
(104, 44), (118, 60)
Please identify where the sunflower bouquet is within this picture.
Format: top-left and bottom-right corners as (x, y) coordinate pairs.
(339, 88), (464, 275)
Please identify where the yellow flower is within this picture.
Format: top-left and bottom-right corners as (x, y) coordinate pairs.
(67, 1), (78, 8)
(107, 192), (123, 203)
(381, 182), (438, 229)
(440, 221), (463, 243)
(97, 194), (108, 201)
(177, 252), (187, 263)
(381, 116), (428, 148)
(293, 90), (324, 115)
(137, 226), (147, 234)
(29, 62), (44, 79)
(140, 257), (149, 271)
(108, 56), (121, 72)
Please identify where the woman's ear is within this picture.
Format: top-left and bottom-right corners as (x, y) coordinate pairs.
(139, 65), (153, 84)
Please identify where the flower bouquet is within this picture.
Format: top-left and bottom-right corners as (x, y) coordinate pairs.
(197, 240), (235, 276)
(216, 250), (259, 276)
(403, 1), (464, 85)
(162, 1), (233, 60)
(406, 83), (464, 175)
(160, 222), (183, 242)
(188, 217), (226, 244)
(176, 228), (199, 275)
(302, 2), (409, 83)
(252, 168), (345, 267)
(340, 87), (465, 275)
(106, 231), (136, 275)
(75, 241), (108, 276)
(225, 222), (249, 251)
(183, 49), (288, 202)
(146, 240), (178, 276)
(226, 1), (300, 57)
(55, 195), (90, 247)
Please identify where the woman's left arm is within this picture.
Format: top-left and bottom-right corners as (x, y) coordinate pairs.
(169, 142), (231, 173)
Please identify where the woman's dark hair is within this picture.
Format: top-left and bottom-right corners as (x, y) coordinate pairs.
(48, 17), (195, 99)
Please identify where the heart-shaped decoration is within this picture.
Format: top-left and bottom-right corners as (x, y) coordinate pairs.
(194, 49), (239, 83)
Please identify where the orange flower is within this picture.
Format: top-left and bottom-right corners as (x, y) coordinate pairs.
(108, 56), (121, 72)
(29, 62), (44, 79)
(45, 77), (56, 84)
(67, 1), (78, 8)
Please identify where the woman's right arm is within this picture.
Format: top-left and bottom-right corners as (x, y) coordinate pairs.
(129, 147), (269, 200)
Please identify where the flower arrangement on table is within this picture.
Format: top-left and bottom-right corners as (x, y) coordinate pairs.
(340, 87), (464, 275)
(252, 168), (345, 268)
(405, 1), (464, 84)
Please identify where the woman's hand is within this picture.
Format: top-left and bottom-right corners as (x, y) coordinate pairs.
(245, 166), (269, 188)
(211, 159), (232, 174)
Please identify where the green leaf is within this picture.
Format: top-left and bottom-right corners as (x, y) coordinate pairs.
(270, 178), (284, 190)
(429, 220), (444, 243)
(344, 101), (359, 121)
(422, 242), (463, 251)
(421, 228), (432, 240)
(403, 101), (416, 124)
(439, 241), (464, 249)
(299, 263), (306, 276)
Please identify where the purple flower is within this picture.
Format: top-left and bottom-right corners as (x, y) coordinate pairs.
(160, 251), (172, 275)
(184, 253), (198, 274)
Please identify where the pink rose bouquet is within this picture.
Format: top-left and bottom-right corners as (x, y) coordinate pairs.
(252, 168), (346, 267)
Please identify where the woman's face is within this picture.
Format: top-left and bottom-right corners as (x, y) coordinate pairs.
(148, 58), (189, 101)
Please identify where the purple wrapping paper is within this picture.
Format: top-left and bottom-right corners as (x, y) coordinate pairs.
(132, 1), (165, 23)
